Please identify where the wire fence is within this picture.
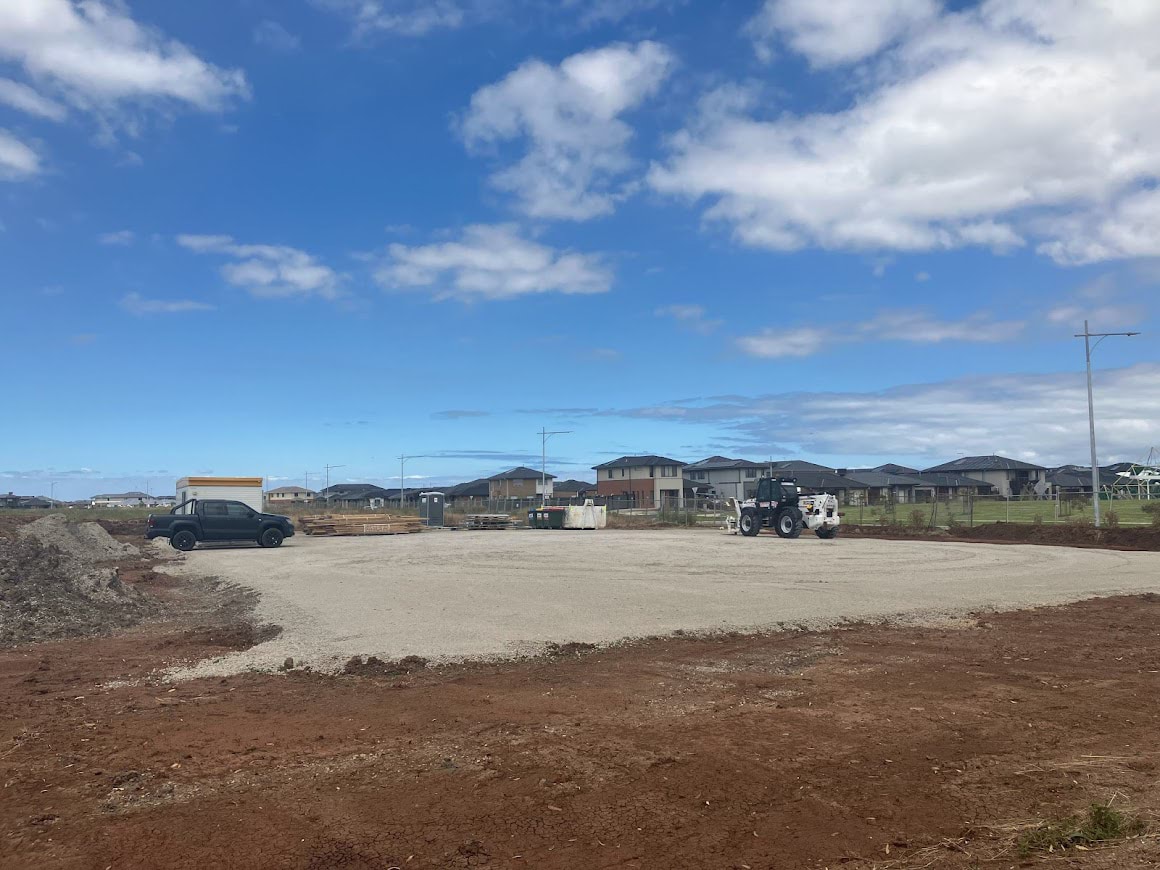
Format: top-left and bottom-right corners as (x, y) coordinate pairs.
(844, 493), (1157, 528)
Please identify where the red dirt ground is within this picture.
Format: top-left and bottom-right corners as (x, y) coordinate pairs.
(3, 559), (1160, 869)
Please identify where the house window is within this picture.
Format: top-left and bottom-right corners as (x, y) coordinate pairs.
(649, 466), (655, 478)
(660, 465), (677, 478)
(745, 469), (758, 478)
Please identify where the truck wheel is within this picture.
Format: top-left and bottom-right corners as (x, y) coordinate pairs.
(775, 509), (803, 539)
(170, 530), (197, 551)
(815, 526), (839, 539)
(259, 527), (284, 548)
(739, 509), (761, 537)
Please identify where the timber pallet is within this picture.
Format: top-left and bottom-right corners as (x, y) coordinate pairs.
(464, 513), (514, 530)
(300, 513), (423, 536)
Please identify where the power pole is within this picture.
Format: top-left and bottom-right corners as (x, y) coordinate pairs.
(539, 428), (571, 507)
(324, 463), (346, 500)
(399, 455), (414, 510)
(1075, 319), (1139, 528)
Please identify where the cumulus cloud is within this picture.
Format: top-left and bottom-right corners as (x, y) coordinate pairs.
(736, 308), (1025, 358)
(376, 224), (612, 301)
(652, 1), (1160, 265)
(600, 364), (1160, 465)
(745, 0), (938, 66)
(0, 1), (248, 113)
(461, 41), (674, 220)
(120, 292), (214, 316)
(177, 234), (343, 300)
(0, 129), (40, 179)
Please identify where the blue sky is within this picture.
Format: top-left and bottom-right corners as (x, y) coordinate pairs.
(1, 0), (1157, 499)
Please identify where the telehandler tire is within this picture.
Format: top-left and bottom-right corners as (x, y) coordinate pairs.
(739, 509), (761, 537)
(815, 526), (839, 539)
(775, 509), (803, 539)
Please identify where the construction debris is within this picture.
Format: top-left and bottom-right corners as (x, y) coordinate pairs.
(464, 514), (515, 530)
(299, 514), (423, 537)
(2, 520), (152, 645)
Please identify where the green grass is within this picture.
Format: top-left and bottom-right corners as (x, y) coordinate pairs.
(844, 498), (1157, 527)
(1018, 803), (1145, 856)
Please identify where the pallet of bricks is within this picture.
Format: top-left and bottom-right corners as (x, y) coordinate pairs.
(464, 513), (514, 530)
(300, 514), (423, 536)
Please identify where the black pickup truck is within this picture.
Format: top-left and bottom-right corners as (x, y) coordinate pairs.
(146, 499), (295, 551)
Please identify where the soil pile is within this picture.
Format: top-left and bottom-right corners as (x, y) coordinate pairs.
(1, 517), (151, 645)
(19, 513), (140, 561)
(845, 520), (1160, 550)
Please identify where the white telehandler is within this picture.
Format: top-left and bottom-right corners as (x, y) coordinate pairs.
(724, 477), (841, 539)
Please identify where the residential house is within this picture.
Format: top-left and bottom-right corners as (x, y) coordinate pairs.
(553, 479), (596, 498)
(923, 455), (1047, 497)
(266, 486), (317, 505)
(767, 461), (870, 505)
(840, 467), (928, 505)
(445, 479), (491, 504)
(318, 483), (392, 510)
(0, 493), (52, 509)
(90, 491), (154, 508)
(488, 467), (555, 500)
(594, 455), (686, 507)
(907, 471), (994, 501)
(1046, 465), (1119, 494)
(683, 456), (767, 501)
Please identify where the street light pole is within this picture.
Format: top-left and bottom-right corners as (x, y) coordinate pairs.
(1075, 319), (1139, 528)
(539, 428), (571, 507)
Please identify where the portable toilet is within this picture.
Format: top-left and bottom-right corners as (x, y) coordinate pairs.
(420, 492), (445, 527)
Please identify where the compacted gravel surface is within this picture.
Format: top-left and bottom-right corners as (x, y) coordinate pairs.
(163, 528), (1160, 676)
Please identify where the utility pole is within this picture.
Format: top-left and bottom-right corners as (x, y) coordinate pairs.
(399, 454), (413, 510)
(49, 481), (56, 505)
(1075, 319), (1139, 528)
(324, 463), (346, 499)
(539, 428), (571, 506)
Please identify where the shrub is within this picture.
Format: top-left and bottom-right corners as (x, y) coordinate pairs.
(1018, 803), (1144, 857)
(1142, 502), (1160, 526)
(1032, 513), (1043, 525)
(908, 509), (927, 530)
(1105, 509), (1120, 528)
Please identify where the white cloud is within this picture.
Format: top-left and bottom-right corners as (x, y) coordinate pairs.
(461, 41), (675, 220)
(604, 364), (1160, 465)
(120, 292), (214, 316)
(98, 229), (134, 245)
(0, 77), (66, 120)
(735, 326), (830, 359)
(0, 128), (40, 178)
(736, 308), (1025, 358)
(177, 235), (343, 300)
(745, 0), (938, 66)
(563, 0), (682, 28)
(0, 1), (248, 113)
(312, 0), (465, 37)
(655, 303), (723, 334)
(1044, 276), (1145, 331)
(653, 1), (1160, 264)
(377, 223), (612, 301)
(253, 20), (300, 52)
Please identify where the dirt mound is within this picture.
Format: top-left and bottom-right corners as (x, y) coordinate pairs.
(19, 513), (139, 562)
(0, 535), (154, 645)
(342, 654), (428, 676)
(95, 517), (148, 539)
(846, 521), (1160, 550)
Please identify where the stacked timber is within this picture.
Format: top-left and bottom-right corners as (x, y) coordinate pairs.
(464, 514), (514, 530)
(300, 514), (423, 536)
